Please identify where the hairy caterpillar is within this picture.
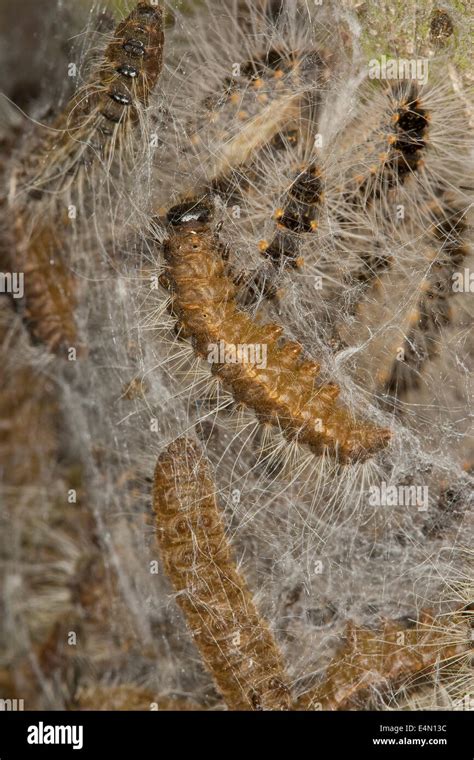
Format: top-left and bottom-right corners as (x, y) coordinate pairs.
(378, 85), (428, 192)
(17, 2), (164, 194)
(339, 85), (429, 294)
(159, 200), (391, 464)
(8, 2), (164, 355)
(153, 437), (292, 711)
(260, 160), (323, 270)
(11, 220), (80, 356)
(332, 72), (472, 418)
(296, 610), (471, 710)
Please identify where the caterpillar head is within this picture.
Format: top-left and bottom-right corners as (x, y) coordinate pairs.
(167, 199), (214, 230)
(131, 2), (163, 23)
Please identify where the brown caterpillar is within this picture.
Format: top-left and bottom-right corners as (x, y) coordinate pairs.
(152, 437), (292, 711)
(10, 3), (164, 355)
(21, 2), (164, 193)
(99, 4), (164, 115)
(160, 201), (391, 464)
(17, 7), (160, 189)
(260, 161), (323, 270)
(296, 610), (471, 710)
(11, 219), (80, 356)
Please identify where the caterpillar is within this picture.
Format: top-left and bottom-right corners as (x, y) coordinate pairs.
(340, 84), (429, 292)
(333, 72), (472, 388)
(296, 610), (471, 710)
(152, 437), (292, 711)
(17, 2), (164, 195)
(379, 85), (428, 192)
(8, 2), (164, 355)
(159, 200), (391, 464)
(10, 219), (80, 356)
(260, 160), (323, 270)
